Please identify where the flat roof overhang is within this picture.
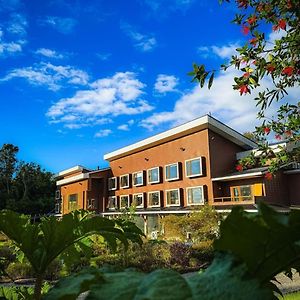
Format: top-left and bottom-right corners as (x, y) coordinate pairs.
(104, 115), (257, 162)
(56, 173), (90, 186)
(212, 171), (264, 182)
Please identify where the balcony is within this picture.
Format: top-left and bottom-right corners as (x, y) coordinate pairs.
(212, 196), (255, 206)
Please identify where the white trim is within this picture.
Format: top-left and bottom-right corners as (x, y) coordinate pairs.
(132, 171), (144, 186)
(132, 193), (144, 208)
(103, 115), (257, 161)
(107, 196), (118, 210)
(108, 177), (117, 191)
(102, 210), (193, 216)
(186, 186), (205, 205)
(212, 172), (263, 182)
(56, 173), (89, 186)
(185, 157), (203, 178)
(165, 162), (179, 181)
(147, 167), (160, 184)
(55, 165), (90, 178)
(120, 195), (130, 209)
(120, 174), (130, 189)
(165, 188), (180, 207)
(148, 191), (161, 208)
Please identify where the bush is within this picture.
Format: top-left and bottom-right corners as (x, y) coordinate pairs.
(191, 240), (214, 265)
(6, 262), (34, 280)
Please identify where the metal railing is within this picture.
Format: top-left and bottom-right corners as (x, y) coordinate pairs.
(213, 196), (255, 205)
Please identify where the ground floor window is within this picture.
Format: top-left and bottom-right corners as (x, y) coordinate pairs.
(87, 198), (96, 209)
(166, 189), (180, 206)
(120, 195), (130, 209)
(230, 185), (252, 201)
(132, 193), (144, 208)
(68, 194), (78, 211)
(107, 196), (117, 210)
(148, 191), (160, 207)
(186, 186), (204, 205)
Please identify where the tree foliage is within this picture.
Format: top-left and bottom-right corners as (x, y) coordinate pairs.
(189, 0), (300, 173)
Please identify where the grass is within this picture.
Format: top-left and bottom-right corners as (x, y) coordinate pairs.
(283, 291), (300, 300)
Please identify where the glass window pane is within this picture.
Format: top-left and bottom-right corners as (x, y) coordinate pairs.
(167, 190), (179, 205)
(149, 168), (159, 183)
(166, 164), (178, 180)
(186, 159), (201, 177)
(188, 187), (203, 204)
(149, 192), (159, 206)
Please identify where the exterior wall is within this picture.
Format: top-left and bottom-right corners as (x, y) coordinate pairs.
(61, 179), (89, 214)
(108, 129), (212, 208)
(287, 173), (300, 206)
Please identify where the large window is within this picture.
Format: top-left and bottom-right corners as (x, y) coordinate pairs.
(107, 196), (117, 210)
(120, 195), (130, 208)
(68, 194), (78, 211)
(148, 191), (160, 207)
(185, 157), (202, 177)
(148, 167), (160, 184)
(132, 193), (144, 208)
(165, 163), (179, 181)
(230, 185), (253, 201)
(133, 171), (144, 186)
(186, 186), (204, 205)
(166, 189), (180, 206)
(108, 177), (117, 190)
(120, 174), (130, 188)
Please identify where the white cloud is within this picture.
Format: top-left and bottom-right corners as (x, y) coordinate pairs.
(154, 74), (179, 93)
(35, 48), (65, 59)
(40, 16), (77, 34)
(1, 62), (89, 91)
(121, 22), (157, 52)
(96, 52), (111, 61)
(141, 67), (293, 133)
(47, 72), (153, 129)
(198, 43), (240, 59)
(118, 124), (129, 131)
(142, 0), (195, 12)
(7, 13), (27, 36)
(94, 129), (112, 138)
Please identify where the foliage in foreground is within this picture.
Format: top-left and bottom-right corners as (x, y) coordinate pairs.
(40, 203), (300, 299)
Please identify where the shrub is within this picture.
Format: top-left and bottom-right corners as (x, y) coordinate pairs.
(6, 262), (34, 280)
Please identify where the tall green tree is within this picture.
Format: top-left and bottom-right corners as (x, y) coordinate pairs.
(0, 144), (19, 209)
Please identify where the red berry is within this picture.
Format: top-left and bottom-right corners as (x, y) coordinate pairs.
(242, 25), (250, 35)
(282, 66), (294, 76)
(264, 127), (271, 134)
(239, 84), (250, 95)
(265, 172), (273, 180)
(236, 164), (243, 172)
(266, 64), (276, 73)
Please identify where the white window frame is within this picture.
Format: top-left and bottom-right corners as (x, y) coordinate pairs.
(186, 186), (205, 205)
(87, 198), (96, 209)
(132, 193), (144, 208)
(132, 171), (144, 187)
(120, 174), (130, 189)
(55, 190), (60, 199)
(165, 162), (179, 181)
(107, 196), (117, 210)
(147, 167), (160, 184)
(120, 195), (130, 209)
(148, 191), (161, 208)
(165, 188), (180, 207)
(108, 177), (117, 191)
(185, 157), (203, 178)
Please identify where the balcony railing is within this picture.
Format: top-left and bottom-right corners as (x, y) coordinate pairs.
(213, 196), (255, 206)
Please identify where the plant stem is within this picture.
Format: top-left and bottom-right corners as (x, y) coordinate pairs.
(33, 273), (44, 300)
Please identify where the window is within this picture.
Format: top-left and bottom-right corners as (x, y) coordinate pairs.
(230, 185), (253, 201)
(165, 163), (179, 181)
(133, 171), (144, 186)
(148, 167), (160, 184)
(108, 177), (117, 190)
(55, 202), (61, 214)
(186, 186), (204, 205)
(132, 193), (144, 208)
(55, 190), (60, 199)
(87, 198), (96, 209)
(120, 195), (129, 208)
(185, 157), (202, 177)
(120, 174), (129, 188)
(68, 194), (78, 211)
(148, 191), (160, 207)
(107, 196), (117, 210)
(166, 189), (180, 206)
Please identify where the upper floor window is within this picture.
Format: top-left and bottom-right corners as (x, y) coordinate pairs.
(148, 167), (160, 184)
(120, 174), (130, 189)
(120, 195), (130, 209)
(166, 189), (180, 206)
(132, 193), (144, 208)
(107, 196), (117, 210)
(68, 193), (78, 211)
(185, 157), (202, 178)
(108, 177), (117, 190)
(133, 171), (144, 186)
(165, 163), (179, 181)
(148, 191), (160, 207)
(186, 186), (204, 205)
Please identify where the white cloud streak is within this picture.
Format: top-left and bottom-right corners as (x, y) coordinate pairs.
(35, 48), (65, 59)
(40, 16), (77, 34)
(154, 74), (179, 93)
(94, 129), (112, 138)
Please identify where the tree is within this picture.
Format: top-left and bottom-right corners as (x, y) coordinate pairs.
(189, 0), (300, 174)
(0, 144), (19, 209)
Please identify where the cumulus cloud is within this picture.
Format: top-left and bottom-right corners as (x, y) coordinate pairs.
(40, 16), (77, 34)
(7, 13), (27, 36)
(47, 72), (154, 129)
(94, 129), (112, 138)
(1, 62), (89, 91)
(35, 48), (65, 59)
(154, 74), (179, 93)
(117, 124), (130, 131)
(121, 22), (157, 52)
(198, 43), (240, 59)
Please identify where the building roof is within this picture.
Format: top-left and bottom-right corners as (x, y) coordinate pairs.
(54, 165), (91, 179)
(104, 115), (257, 161)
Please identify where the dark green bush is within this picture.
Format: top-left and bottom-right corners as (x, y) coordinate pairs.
(6, 262), (34, 280)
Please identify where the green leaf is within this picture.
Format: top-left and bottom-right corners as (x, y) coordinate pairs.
(208, 72), (214, 89)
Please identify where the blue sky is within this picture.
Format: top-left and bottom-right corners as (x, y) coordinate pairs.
(0, 0), (295, 173)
